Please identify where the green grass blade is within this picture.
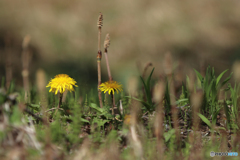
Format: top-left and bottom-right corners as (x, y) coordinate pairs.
(212, 107), (221, 125)
(194, 69), (203, 82)
(140, 76), (151, 105)
(126, 96), (152, 111)
(90, 103), (104, 113)
(198, 113), (212, 129)
(220, 72), (232, 87)
(81, 118), (89, 123)
(146, 68), (155, 89)
(223, 101), (230, 129)
(216, 69), (228, 86)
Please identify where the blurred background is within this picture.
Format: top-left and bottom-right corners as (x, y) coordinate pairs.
(0, 0), (240, 91)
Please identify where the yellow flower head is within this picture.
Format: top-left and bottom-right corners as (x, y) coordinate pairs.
(99, 80), (123, 95)
(124, 114), (131, 125)
(46, 74), (78, 95)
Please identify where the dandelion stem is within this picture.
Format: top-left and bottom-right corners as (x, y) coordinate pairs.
(54, 93), (63, 118)
(111, 92), (115, 115)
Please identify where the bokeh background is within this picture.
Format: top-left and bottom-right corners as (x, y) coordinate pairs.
(1, 0), (240, 91)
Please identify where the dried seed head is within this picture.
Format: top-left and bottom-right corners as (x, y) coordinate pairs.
(104, 33), (110, 49)
(22, 35), (31, 49)
(97, 12), (103, 28)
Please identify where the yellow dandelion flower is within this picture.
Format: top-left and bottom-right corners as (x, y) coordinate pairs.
(99, 80), (123, 95)
(124, 114), (131, 125)
(46, 74), (78, 95)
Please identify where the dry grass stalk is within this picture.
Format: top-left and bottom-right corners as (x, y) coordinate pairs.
(103, 33), (116, 114)
(163, 52), (181, 153)
(189, 90), (203, 160)
(36, 69), (53, 160)
(21, 35), (32, 102)
(97, 12), (103, 108)
(104, 33), (112, 81)
(218, 89), (228, 152)
(163, 52), (173, 77)
(128, 76), (138, 97)
(187, 70), (196, 93)
(73, 138), (90, 160)
(127, 76), (144, 159)
(232, 61), (240, 82)
(232, 61), (240, 152)
(191, 90), (203, 132)
(36, 69), (48, 124)
(4, 35), (13, 90)
(153, 81), (165, 159)
(97, 12), (103, 51)
(129, 100), (144, 160)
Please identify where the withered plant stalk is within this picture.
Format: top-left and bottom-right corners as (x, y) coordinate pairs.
(153, 81), (165, 159)
(189, 91), (203, 160)
(4, 36), (12, 90)
(36, 69), (51, 160)
(164, 52), (181, 154)
(22, 35), (32, 102)
(104, 33), (112, 81)
(97, 12), (103, 108)
(104, 33), (116, 114)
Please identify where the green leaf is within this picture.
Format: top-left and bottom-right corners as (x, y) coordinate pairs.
(90, 103), (104, 113)
(220, 72), (233, 87)
(140, 76), (150, 102)
(212, 107), (221, 125)
(182, 82), (189, 98)
(216, 69), (228, 85)
(10, 106), (22, 125)
(176, 98), (188, 105)
(164, 129), (175, 143)
(146, 68), (155, 90)
(198, 113), (212, 128)
(140, 68), (155, 110)
(126, 96), (152, 111)
(81, 118), (89, 123)
(203, 67), (210, 90)
(194, 69), (203, 83)
(223, 101), (230, 129)
(92, 117), (110, 127)
(217, 127), (226, 131)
